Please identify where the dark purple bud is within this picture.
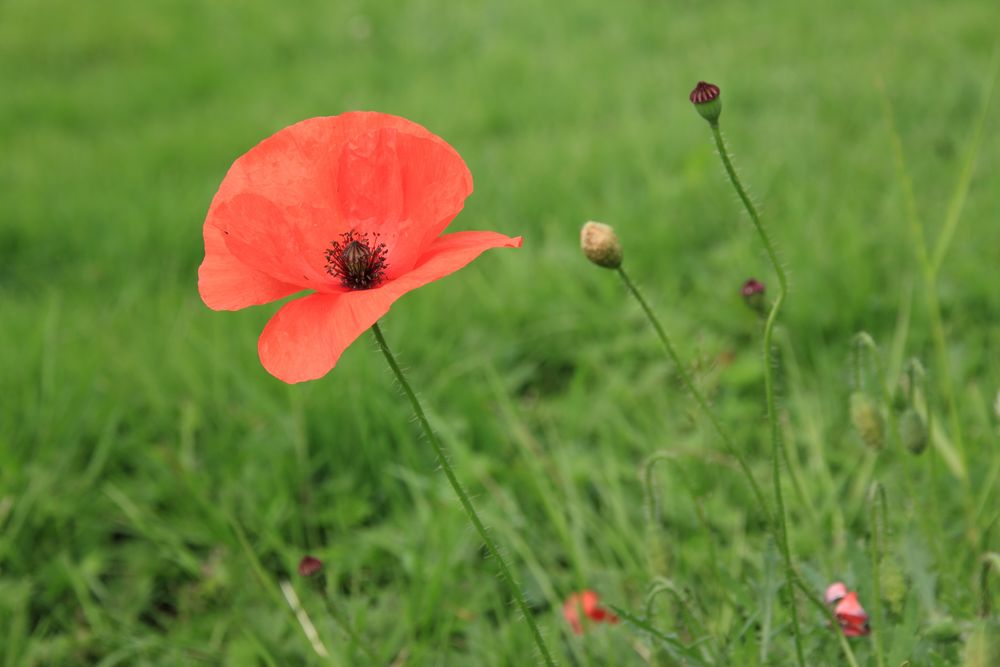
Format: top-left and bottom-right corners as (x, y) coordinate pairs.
(298, 555), (323, 577)
(741, 278), (766, 314)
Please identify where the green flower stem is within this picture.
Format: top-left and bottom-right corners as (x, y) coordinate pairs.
(370, 322), (556, 667)
(709, 121), (805, 667)
(617, 266), (771, 524)
(313, 575), (378, 663)
(868, 482), (888, 667)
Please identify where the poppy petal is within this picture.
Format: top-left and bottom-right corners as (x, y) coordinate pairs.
(211, 192), (342, 292)
(825, 582), (848, 605)
(394, 231), (522, 291)
(256, 231), (519, 382)
(205, 112), (465, 294)
(835, 592), (869, 628)
(337, 128), (473, 277)
(198, 224), (303, 310)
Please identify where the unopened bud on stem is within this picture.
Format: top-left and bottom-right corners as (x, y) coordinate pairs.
(580, 221), (623, 269)
(850, 391), (885, 450)
(298, 555), (323, 577)
(899, 408), (927, 454)
(741, 278), (766, 314)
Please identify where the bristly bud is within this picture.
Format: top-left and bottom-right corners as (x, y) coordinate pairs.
(850, 391), (884, 449)
(880, 561), (907, 615)
(899, 408), (927, 454)
(741, 278), (766, 314)
(580, 221), (623, 269)
(690, 81), (722, 124)
(298, 555), (323, 577)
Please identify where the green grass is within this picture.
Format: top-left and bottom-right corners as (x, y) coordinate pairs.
(2, 0), (999, 664)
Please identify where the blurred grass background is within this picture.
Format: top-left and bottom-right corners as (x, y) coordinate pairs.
(1, 0), (998, 664)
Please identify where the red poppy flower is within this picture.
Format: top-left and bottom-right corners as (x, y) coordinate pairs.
(834, 592), (870, 637)
(562, 590), (619, 635)
(825, 582), (870, 636)
(198, 112), (522, 383)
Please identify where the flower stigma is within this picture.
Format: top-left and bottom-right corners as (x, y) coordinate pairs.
(325, 230), (389, 290)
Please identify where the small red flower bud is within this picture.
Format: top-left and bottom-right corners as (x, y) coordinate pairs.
(741, 278), (766, 314)
(298, 555), (323, 577)
(690, 81), (722, 123)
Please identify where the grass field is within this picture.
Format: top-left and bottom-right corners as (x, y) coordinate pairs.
(2, 0), (999, 664)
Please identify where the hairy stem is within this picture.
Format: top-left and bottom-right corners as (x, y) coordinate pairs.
(709, 121), (804, 666)
(618, 266), (771, 523)
(370, 322), (556, 666)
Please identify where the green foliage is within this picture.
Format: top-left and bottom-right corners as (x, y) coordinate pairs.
(1, 0), (998, 664)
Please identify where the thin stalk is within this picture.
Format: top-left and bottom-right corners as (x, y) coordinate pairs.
(314, 575), (378, 663)
(709, 121), (804, 667)
(370, 322), (556, 667)
(868, 482), (888, 667)
(617, 266), (770, 523)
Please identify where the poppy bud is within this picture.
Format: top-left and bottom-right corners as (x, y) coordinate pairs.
(741, 278), (766, 314)
(690, 81), (722, 124)
(580, 221), (623, 269)
(925, 616), (961, 642)
(899, 408), (927, 454)
(850, 391), (884, 450)
(298, 555), (323, 577)
(880, 561), (906, 615)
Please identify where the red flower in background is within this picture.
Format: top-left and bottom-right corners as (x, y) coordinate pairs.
(198, 112), (521, 383)
(825, 581), (870, 637)
(834, 592), (870, 637)
(562, 590), (619, 635)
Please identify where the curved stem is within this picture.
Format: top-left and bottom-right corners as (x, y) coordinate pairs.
(709, 122), (805, 667)
(618, 266), (771, 524)
(370, 322), (556, 666)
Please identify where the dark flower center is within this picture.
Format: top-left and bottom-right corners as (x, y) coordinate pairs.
(325, 231), (389, 290)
